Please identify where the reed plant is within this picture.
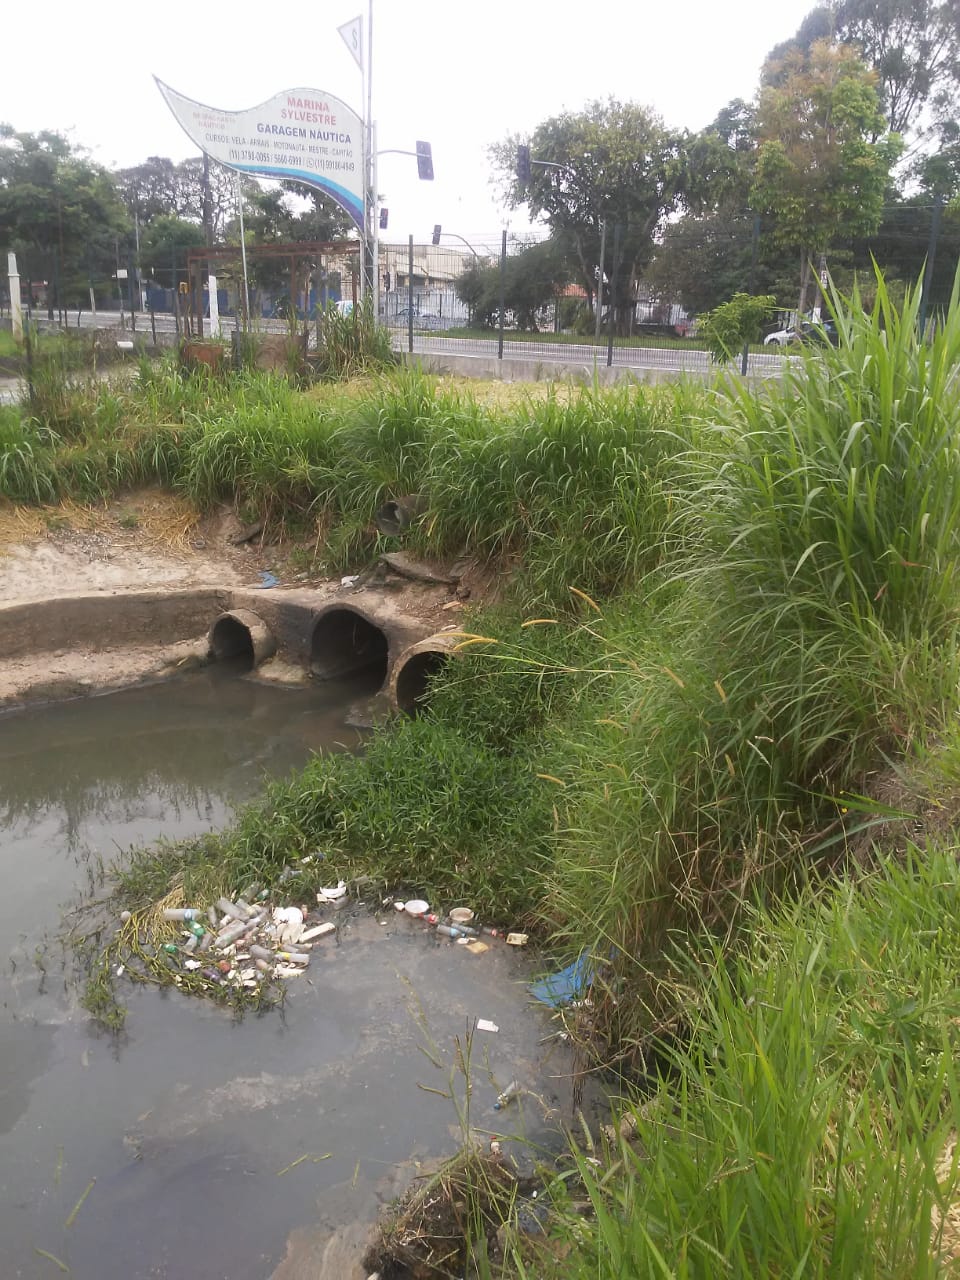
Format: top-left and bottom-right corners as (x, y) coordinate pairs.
(541, 845), (960, 1278)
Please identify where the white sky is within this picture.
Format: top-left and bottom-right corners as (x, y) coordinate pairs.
(4, 0), (814, 248)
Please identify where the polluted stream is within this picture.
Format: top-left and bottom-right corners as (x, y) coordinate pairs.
(0, 665), (592, 1279)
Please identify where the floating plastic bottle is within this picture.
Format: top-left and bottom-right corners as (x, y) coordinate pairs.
(217, 897), (247, 922)
(249, 944), (273, 961)
(436, 924), (463, 938)
(162, 908), (203, 922)
(216, 919), (249, 948)
(184, 935), (198, 954)
(494, 1081), (522, 1110)
(161, 943), (179, 955)
(207, 906), (219, 929)
(480, 926), (500, 938)
(274, 950), (310, 966)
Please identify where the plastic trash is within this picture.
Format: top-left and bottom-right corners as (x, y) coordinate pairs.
(300, 923), (336, 942)
(506, 933), (529, 946)
(257, 570), (280, 589)
(185, 920), (207, 939)
(319, 881), (348, 901)
(162, 943), (179, 955)
(217, 897), (248, 922)
(120, 910), (132, 923)
(480, 926), (501, 938)
(162, 908), (204, 922)
(529, 952), (593, 1007)
(184, 935), (199, 954)
(449, 907), (475, 925)
(274, 950), (310, 966)
(207, 906), (219, 929)
(249, 945), (274, 961)
(403, 898), (429, 916)
(494, 1081), (522, 1110)
(184, 959), (202, 971)
(436, 924), (463, 938)
(476, 1018), (499, 1033)
(340, 574), (360, 587)
(216, 919), (250, 948)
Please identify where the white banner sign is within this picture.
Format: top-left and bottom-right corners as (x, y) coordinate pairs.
(155, 78), (364, 229)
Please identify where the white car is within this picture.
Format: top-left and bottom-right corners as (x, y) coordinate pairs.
(764, 325), (798, 347)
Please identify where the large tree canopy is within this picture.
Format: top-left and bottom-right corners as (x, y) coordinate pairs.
(751, 40), (901, 311)
(766, 0), (960, 145)
(491, 100), (692, 322)
(0, 125), (128, 303)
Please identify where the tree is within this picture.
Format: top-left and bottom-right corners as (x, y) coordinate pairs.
(138, 214), (205, 289)
(765, 0), (960, 146)
(751, 41), (901, 315)
(0, 125), (129, 307)
(491, 100), (690, 331)
(647, 209), (798, 315)
(454, 240), (570, 331)
(698, 292), (778, 363)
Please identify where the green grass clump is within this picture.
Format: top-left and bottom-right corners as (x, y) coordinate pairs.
(540, 845), (960, 1278)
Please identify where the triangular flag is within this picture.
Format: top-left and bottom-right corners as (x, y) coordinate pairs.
(338, 16), (363, 70)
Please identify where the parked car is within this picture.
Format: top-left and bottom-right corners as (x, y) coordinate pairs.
(764, 319), (839, 347)
(394, 309), (442, 330)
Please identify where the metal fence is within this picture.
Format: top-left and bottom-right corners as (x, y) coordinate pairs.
(4, 203), (956, 376)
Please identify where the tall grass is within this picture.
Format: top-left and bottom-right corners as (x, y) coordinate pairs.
(541, 846), (960, 1278)
(532, 272), (960, 1051)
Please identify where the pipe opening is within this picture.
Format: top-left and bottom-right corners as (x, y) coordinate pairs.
(209, 614), (255, 671)
(311, 609), (389, 689)
(395, 650), (449, 716)
(375, 495), (427, 537)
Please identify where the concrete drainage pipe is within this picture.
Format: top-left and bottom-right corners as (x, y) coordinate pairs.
(390, 631), (460, 716)
(310, 606), (390, 684)
(374, 494), (428, 537)
(208, 609), (277, 667)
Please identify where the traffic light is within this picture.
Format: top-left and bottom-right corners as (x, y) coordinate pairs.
(432, 225), (442, 246)
(416, 140), (434, 181)
(379, 207), (389, 230)
(517, 144), (531, 183)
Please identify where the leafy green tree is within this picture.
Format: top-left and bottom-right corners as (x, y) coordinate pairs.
(0, 125), (129, 306)
(751, 40), (901, 315)
(492, 100), (692, 330)
(454, 240), (569, 331)
(698, 292), (777, 362)
(765, 0), (960, 144)
(138, 214), (205, 289)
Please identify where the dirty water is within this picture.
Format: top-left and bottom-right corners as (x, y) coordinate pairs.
(0, 668), (592, 1279)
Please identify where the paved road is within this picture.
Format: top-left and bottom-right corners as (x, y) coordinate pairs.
(13, 311), (788, 378)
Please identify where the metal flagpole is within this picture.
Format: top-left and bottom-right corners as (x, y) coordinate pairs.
(372, 121), (380, 321)
(235, 175), (251, 328)
(365, 0), (374, 303)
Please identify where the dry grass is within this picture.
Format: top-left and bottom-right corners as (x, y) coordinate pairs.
(0, 490), (200, 551)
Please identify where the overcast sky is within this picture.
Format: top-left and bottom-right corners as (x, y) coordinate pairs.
(4, 0), (814, 249)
